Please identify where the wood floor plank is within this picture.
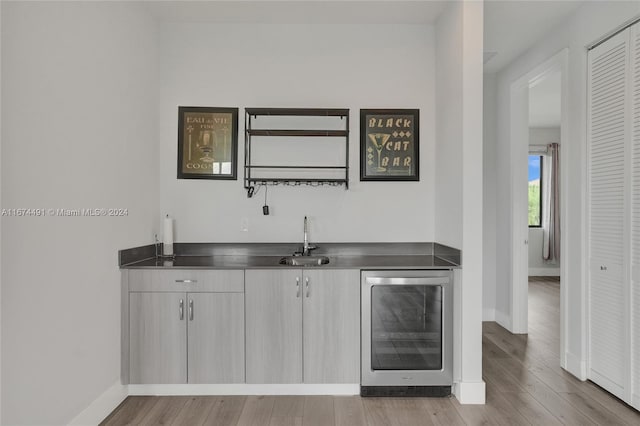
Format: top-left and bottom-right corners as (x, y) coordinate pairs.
(526, 384), (597, 426)
(139, 396), (189, 425)
(481, 385), (531, 426)
(452, 403), (519, 426)
(270, 415), (303, 426)
(484, 355), (597, 425)
(391, 399), (435, 426)
(206, 396), (248, 426)
(269, 396), (305, 426)
(303, 396), (334, 426)
(482, 356), (527, 393)
(273, 396), (305, 417)
(498, 391), (562, 426)
(579, 381), (640, 425)
(558, 391), (629, 426)
(482, 334), (511, 360)
(527, 359), (583, 394)
(483, 330), (540, 367)
(422, 398), (466, 426)
(333, 396), (366, 426)
(101, 396), (159, 426)
(361, 398), (391, 426)
(171, 396), (217, 426)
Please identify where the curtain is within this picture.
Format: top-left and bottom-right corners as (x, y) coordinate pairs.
(542, 143), (560, 262)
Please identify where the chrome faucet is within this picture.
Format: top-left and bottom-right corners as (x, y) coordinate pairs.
(302, 216), (317, 256)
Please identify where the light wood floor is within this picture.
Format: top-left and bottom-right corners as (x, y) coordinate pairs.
(102, 277), (640, 425)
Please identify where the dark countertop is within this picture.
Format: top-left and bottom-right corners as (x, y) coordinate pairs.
(122, 254), (458, 270)
(119, 242), (461, 270)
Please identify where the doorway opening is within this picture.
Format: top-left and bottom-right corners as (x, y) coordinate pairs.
(509, 49), (568, 370)
(527, 70), (562, 360)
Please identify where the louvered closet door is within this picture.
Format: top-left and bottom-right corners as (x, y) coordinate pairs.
(588, 28), (630, 400)
(630, 22), (640, 410)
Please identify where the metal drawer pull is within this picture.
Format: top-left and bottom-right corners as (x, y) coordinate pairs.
(189, 299), (194, 321)
(175, 279), (197, 283)
(306, 276), (310, 298)
(296, 276), (300, 298)
(179, 299), (184, 320)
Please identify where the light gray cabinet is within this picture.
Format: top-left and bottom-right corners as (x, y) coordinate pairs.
(129, 292), (187, 384)
(303, 269), (360, 383)
(188, 292), (245, 383)
(125, 270), (245, 385)
(245, 269), (360, 384)
(245, 269), (303, 383)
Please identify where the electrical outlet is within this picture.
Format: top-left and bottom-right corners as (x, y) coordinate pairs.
(241, 218), (249, 232)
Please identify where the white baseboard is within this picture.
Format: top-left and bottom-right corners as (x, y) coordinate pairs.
(528, 267), (560, 277)
(483, 308), (495, 321)
(564, 351), (587, 381)
(128, 384), (360, 396)
(494, 310), (512, 332)
(453, 381), (485, 404)
(633, 393), (640, 411)
(68, 381), (128, 426)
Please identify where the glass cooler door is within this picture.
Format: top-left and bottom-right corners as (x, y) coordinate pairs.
(370, 284), (443, 371)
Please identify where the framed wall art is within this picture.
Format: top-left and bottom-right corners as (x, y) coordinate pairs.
(360, 109), (419, 181)
(177, 106), (239, 180)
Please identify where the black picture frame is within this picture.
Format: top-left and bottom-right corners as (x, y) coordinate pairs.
(177, 106), (239, 180)
(360, 109), (419, 181)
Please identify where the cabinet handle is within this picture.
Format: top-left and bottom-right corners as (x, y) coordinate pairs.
(189, 299), (194, 321)
(296, 276), (300, 298)
(179, 299), (184, 320)
(306, 276), (310, 298)
(600, 266), (608, 271)
(175, 279), (197, 283)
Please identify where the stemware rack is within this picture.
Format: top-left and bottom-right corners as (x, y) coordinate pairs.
(244, 108), (350, 198)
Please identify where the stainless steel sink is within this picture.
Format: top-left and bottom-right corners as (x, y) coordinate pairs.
(279, 256), (330, 266)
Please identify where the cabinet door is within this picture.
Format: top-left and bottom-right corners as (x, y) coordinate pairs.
(303, 269), (360, 383)
(631, 21), (640, 410)
(129, 292), (187, 384)
(588, 28), (630, 399)
(187, 292), (245, 383)
(245, 269), (302, 383)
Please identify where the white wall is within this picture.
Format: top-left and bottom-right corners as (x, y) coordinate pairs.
(434, 5), (463, 249)
(436, 0), (485, 403)
(1, 2), (159, 424)
(158, 23), (436, 243)
(529, 126), (560, 146)
(493, 1), (640, 378)
(528, 127), (560, 275)
(483, 73), (497, 320)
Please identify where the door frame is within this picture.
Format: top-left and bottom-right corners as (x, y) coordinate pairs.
(509, 49), (569, 369)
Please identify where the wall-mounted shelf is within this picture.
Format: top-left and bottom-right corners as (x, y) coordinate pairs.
(244, 108), (350, 197)
(247, 129), (348, 137)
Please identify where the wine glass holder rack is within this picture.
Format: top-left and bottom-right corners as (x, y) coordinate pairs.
(244, 108), (350, 198)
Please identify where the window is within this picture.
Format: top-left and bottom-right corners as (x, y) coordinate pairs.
(528, 155), (542, 227)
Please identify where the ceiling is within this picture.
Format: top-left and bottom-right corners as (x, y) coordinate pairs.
(144, 1), (448, 24)
(529, 70), (561, 128)
(144, 1), (586, 74)
(483, 0), (584, 73)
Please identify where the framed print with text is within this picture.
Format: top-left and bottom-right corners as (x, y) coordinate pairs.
(177, 106), (238, 180)
(360, 109), (419, 181)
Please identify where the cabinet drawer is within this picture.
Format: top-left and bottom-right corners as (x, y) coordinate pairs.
(128, 270), (244, 292)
